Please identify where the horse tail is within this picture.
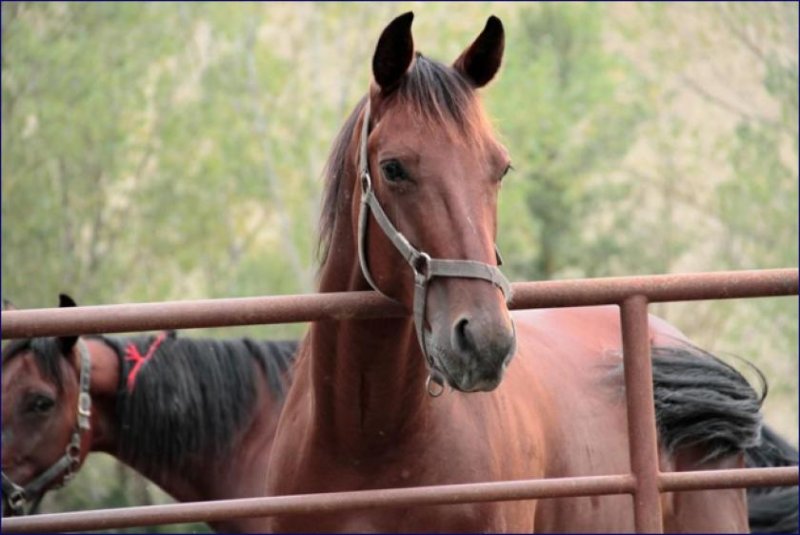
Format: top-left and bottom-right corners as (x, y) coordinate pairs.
(649, 345), (797, 533)
(650, 345), (762, 462)
(744, 424), (799, 534)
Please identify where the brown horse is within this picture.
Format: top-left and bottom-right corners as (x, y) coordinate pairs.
(1, 294), (297, 532)
(266, 12), (796, 533)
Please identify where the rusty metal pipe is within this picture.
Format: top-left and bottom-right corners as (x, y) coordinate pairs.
(1, 291), (407, 339)
(509, 267), (798, 309)
(659, 466), (799, 492)
(4, 466), (797, 533)
(620, 295), (663, 533)
(1, 474), (636, 533)
(2, 269), (797, 339)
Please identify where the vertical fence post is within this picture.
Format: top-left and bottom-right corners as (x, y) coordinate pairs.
(620, 294), (663, 533)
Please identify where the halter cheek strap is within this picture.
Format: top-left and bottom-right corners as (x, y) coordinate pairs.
(2, 340), (92, 516)
(356, 100), (513, 396)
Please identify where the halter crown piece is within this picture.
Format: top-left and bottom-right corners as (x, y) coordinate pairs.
(356, 99), (513, 397)
(2, 340), (92, 516)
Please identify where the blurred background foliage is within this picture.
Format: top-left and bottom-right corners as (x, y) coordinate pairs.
(2, 2), (797, 532)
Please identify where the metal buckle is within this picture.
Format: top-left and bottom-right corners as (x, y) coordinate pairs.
(78, 392), (91, 417)
(412, 252), (432, 284)
(8, 490), (26, 513)
(77, 392), (91, 430)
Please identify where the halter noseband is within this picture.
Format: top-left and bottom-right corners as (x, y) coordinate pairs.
(2, 340), (92, 516)
(356, 100), (513, 396)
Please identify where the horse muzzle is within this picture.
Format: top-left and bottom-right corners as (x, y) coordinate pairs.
(428, 309), (516, 393)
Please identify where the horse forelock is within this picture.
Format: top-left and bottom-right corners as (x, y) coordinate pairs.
(392, 53), (493, 141)
(317, 54), (494, 267)
(2, 338), (65, 390)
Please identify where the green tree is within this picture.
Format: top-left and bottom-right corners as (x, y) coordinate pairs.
(489, 3), (649, 281)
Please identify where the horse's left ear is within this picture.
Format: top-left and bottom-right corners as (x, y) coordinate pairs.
(57, 293), (78, 356)
(453, 15), (505, 88)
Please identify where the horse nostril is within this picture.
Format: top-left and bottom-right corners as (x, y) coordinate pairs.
(453, 317), (474, 353)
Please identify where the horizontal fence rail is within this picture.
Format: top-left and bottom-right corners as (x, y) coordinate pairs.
(2, 267), (798, 533)
(3, 467), (798, 533)
(2, 268), (797, 339)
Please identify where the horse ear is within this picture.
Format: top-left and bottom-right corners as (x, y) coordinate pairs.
(2, 298), (16, 311)
(59, 293), (77, 308)
(372, 11), (415, 91)
(453, 15), (505, 88)
(57, 293), (78, 356)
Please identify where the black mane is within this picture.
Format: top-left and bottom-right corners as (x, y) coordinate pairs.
(317, 53), (485, 264)
(105, 334), (297, 474)
(4, 333), (298, 475)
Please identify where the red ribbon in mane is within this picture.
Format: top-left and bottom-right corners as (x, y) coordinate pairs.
(125, 332), (167, 391)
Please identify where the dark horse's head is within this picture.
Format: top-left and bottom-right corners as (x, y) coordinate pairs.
(1, 295), (90, 516)
(330, 13), (515, 392)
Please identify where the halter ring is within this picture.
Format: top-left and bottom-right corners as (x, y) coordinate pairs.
(426, 373), (445, 397)
(361, 171), (372, 195)
(412, 252), (432, 284)
(8, 490), (25, 512)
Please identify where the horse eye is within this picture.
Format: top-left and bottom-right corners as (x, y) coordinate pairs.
(380, 160), (408, 183)
(25, 395), (55, 414)
(500, 163), (514, 181)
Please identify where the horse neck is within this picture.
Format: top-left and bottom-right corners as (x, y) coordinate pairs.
(84, 338), (276, 506)
(312, 168), (431, 455)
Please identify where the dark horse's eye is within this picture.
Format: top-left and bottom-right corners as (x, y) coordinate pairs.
(380, 160), (408, 183)
(25, 394), (55, 415)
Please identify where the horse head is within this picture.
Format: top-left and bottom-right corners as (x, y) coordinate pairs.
(1, 294), (91, 516)
(355, 12), (515, 393)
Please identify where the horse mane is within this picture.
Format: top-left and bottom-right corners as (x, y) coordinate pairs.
(317, 53), (490, 265)
(98, 333), (297, 474)
(647, 345), (765, 462)
(3, 333), (298, 475)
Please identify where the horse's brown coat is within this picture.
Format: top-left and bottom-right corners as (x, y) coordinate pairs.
(265, 13), (749, 534)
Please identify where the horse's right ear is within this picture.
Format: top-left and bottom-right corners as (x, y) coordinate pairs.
(57, 293), (78, 355)
(2, 298), (16, 311)
(372, 12), (415, 92)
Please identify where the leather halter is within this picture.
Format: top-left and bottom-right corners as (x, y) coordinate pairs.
(2, 340), (92, 516)
(356, 99), (513, 396)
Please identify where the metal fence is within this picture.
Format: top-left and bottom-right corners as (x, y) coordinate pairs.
(2, 268), (798, 533)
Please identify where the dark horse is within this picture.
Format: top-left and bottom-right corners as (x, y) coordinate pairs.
(1, 295), (297, 532)
(265, 12), (798, 533)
